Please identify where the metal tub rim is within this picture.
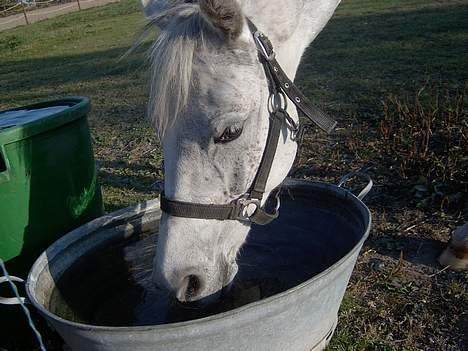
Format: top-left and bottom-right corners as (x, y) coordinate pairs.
(26, 178), (371, 332)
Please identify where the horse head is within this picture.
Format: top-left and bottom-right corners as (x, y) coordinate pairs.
(139, 0), (336, 302)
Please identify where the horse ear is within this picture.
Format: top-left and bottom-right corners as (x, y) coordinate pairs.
(141, 0), (172, 18)
(199, 0), (244, 41)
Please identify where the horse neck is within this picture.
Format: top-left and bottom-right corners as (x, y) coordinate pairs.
(244, 0), (341, 79)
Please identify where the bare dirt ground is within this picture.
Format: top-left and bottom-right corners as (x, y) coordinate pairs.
(0, 0), (119, 31)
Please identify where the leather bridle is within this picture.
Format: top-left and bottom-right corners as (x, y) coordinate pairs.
(160, 19), (337, 225)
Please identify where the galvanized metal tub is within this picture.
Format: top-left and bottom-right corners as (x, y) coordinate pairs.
(4, 175), (372, 351)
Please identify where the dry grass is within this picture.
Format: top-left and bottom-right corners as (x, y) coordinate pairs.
(379, 83), (467, 212)
(380, 83), (467, 181)
(316, 87), (468, 349)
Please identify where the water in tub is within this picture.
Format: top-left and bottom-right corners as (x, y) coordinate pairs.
(48, 191), (360, 326)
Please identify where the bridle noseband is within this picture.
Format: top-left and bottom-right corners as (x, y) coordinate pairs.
(160, 19), (337, 225)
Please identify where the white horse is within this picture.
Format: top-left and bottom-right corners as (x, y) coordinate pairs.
(139, 0), (341, 302)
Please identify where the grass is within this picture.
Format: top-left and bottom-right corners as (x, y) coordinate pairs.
(379, 84), (467, 211)
(0, 0), (160, 209)
(0, 0), (467, 350)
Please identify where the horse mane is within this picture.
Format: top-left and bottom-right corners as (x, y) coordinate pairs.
(132, 0), (244, 139)
(136, 3), (209, 139)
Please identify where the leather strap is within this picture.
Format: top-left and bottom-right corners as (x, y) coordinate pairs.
(160, 195), (238, 221)
(160, 112), (284, 225)
(248, 20), (337, 133)
(249, 109), (284, 200)
(160, 193), (278, 225)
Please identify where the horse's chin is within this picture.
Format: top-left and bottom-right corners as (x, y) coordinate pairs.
(221, 261), (238, 293)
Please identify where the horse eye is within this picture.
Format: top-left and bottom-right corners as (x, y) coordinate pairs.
(214, 124), (244, 144)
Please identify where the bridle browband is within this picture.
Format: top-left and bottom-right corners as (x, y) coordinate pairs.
(160, 19), (337, 225)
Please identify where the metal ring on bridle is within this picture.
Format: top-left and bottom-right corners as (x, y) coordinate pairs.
(268, 91), (288, 114)
(237, 198), (261, 220)
(273, 191), (281, 213)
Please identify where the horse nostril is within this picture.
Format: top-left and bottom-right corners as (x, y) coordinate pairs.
(186, 275), (201, 299)
(178, 274), (202, 302)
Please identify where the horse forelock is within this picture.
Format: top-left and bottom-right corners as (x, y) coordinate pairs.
(138, 0), (247, 140)
(145, 3), (208, 139)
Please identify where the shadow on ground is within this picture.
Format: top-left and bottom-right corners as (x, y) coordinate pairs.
(1, 4), (466, 116)
(298, 4), (467, 113)
(367, 234), (446, 268)
(0, 44), (150, 109)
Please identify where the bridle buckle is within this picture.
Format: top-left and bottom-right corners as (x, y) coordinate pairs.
(254, 31), (276, 61)
(235, 198), (261, 221)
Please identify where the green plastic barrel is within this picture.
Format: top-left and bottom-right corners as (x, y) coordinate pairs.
(0, 96), (104, 276)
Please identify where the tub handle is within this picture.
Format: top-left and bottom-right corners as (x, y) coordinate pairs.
(0, 275), (27, 305)
(338, 172), (373, 201)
